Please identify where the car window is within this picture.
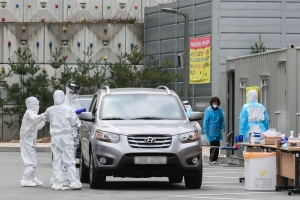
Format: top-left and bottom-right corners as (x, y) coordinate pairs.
(99, 94), (186, 120)
(89, 96), (97, 113)
(76, 99), (92, 110)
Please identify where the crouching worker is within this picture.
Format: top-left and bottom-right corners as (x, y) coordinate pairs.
(45, 90), (82, 190)
(20, 97), (46, 187)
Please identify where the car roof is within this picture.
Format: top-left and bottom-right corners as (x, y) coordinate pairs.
(99, 88), (177, 95)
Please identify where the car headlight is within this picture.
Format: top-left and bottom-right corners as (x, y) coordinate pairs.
(96, 130), (120, 144)
(180, 131), (199, 143)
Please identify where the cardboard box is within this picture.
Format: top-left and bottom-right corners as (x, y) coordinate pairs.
(287, 140), (300, 148)
(246, 146), (263, 152)
(244, 152), (276, 190)
(264, 136), (281, 145)
(279, 152), (295, 179)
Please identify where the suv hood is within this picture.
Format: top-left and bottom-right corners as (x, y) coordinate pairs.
(98, 120), (195, 136)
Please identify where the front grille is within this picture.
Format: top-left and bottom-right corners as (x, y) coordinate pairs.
(128, 135), (172, 149)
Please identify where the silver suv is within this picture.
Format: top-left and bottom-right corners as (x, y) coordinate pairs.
(79, 86), (203, 189)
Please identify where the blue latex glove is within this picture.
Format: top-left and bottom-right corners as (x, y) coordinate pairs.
(75, 108), (86, 115)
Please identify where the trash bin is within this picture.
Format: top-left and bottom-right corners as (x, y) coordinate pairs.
(244, 152), (276, 190)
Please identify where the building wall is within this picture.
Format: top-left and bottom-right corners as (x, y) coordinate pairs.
(0, 0), (149, 140)
(227, 46), (299, 137)
(144, 0), (300, 128)
(0, 0), (183, 23)
(144, 0), (213, 112)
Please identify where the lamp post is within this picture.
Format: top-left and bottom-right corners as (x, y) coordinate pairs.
(161, 8), (189, 100)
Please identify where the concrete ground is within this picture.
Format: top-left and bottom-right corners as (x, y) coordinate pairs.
(0, 152), (298, 200)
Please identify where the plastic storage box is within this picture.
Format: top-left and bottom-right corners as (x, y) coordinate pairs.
(244, 152), (276, 190)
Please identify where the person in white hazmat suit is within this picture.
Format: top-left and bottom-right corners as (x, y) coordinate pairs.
(45, 90), (82, 190)
(64, 81), (81, 158)
(50, 82), (83, 186)
(20, 97), (46, 187)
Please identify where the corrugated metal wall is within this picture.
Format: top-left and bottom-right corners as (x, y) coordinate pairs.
(219, 0), (300, 93)
(227, 45), (300, 137)
(144, 0), (213, 113)
(145, 0), (300, 137)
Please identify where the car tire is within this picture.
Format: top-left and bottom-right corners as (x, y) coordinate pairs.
(89, 153), (106, 189)
(79, 152), (89, 183)
(184, 161), (203, 189)
(168, 176), (183, 183)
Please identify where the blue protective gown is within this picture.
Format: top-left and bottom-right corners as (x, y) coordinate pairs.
(203, 106), (225, 143)
(239, 90), (269, 142)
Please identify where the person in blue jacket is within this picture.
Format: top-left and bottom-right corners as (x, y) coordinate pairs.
(239, 90), (268, 142)
(203, 97), (225, 164)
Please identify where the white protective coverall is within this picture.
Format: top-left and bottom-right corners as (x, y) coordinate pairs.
(20, 97), (46, 187)
(64, 87), (81, 158)
(45, 90), (82, 190)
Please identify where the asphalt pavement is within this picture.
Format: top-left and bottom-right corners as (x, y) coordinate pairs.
(0, 152), (298, 200)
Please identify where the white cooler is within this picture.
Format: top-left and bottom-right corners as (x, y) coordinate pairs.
(244, 152), (276, 190)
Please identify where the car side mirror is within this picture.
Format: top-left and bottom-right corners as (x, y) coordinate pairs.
(189, 111), (203, 121)
(79, 112), (94, 122)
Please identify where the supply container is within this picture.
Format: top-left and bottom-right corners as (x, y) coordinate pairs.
(244, 152), (276, 190)
(254, 132), (261, 144)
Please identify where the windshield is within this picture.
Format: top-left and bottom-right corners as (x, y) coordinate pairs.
(76, 99), (92, 110)
(100, 94), (186, 120)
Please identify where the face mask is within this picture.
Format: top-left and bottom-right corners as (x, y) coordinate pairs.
(68, 91), (78, 100)
(212, 105), (218, 109)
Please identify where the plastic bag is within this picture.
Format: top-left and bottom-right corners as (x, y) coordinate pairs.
(244, 152), (276, 160)
(262, 128), (281, 137)
(201, 134), (208, 145)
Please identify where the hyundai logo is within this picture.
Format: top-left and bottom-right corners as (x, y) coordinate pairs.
(144, 137), (156, 143)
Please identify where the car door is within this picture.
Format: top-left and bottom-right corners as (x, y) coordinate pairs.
(81, 95), (97, 164)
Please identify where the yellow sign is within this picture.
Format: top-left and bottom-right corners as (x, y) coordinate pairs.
(189, 36), (211, 84)
(246, 86), (260, 103)
(259, 169), (267, 177)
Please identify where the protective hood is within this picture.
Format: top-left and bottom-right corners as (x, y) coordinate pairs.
(25, 97), (39, 114)
(54, 90), (65, 105)
(247, 90), (258, 103)
(66, 87), (79, 101)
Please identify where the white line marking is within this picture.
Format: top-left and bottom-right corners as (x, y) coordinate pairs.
(169, 191), (277, 197)
(191, 197), (233, 199)
(204, 168), (244, 170)
(204, 172), (243, 174)
(204, 176), (241, 178)
(203, 182), (239, 184)
(202, 185), (244, 188)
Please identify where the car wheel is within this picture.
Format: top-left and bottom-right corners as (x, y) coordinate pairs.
(89, 153), (106, 189)
(184, 161), (203, 189)
(79, 151), (89, 183)
(168, 176), (183, 183)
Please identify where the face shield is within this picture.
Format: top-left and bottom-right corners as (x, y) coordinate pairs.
(66, 87), (79, 100)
